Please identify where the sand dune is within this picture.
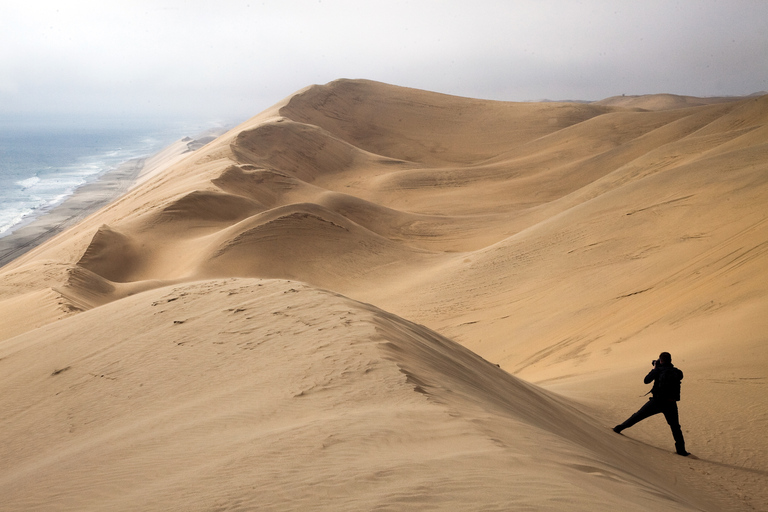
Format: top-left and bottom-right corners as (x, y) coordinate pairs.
(1, 79), (766, 510)
(593, 93), (745, 111)
(0, 279), (726, 511)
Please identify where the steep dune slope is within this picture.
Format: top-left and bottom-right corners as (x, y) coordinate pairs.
(0, 279), (726, 511)
(279, 79), (612, 164)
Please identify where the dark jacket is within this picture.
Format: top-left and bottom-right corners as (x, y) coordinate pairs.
(644, 363), (683, 401)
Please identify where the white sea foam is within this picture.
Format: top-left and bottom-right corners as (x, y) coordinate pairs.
(0, 121), (220, 240)
(0, 205), (34, 235)
(1, 149), (136, 238)
(1, 168), (100, 238)
(17, 176), (41, 189)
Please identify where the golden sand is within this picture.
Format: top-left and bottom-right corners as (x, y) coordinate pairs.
(1, 80), (766, 511)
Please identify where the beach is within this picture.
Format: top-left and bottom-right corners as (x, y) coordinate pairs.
(0, 158), (145, 266)
(0, 80), (766, 511)
(0, 132), (222, 267)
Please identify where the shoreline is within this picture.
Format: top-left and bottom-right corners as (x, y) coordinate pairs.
(0, 157), (147, 267)
(0, 127), (228, 268)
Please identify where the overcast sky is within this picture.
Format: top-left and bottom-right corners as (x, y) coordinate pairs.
(2, 0), (767, 125)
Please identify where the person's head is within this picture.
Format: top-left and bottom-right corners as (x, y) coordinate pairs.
(658, 352), (672, 365)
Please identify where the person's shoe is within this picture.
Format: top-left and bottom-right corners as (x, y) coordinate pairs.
(612, 425), (623, 434)
(676, 450), (690, 456)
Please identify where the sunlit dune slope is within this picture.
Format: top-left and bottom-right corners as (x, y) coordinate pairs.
(1, 79), (767, 510)
(0, 279), (721, 511)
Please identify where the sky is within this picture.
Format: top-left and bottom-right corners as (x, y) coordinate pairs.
(2, 0), (767, 126)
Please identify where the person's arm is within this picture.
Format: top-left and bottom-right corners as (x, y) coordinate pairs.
(644, 368), (660, 384)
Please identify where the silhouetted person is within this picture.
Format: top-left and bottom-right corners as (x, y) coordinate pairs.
(614, 352), (689, 456)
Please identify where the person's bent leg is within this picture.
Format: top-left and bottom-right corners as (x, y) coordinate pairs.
(614, 399), (663, 433)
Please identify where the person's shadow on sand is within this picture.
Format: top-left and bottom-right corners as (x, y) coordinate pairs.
(612, 428), (768, 476)
(693, 456), (768, 477)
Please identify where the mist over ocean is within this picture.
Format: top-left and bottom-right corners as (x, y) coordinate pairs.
(0, 119), (221, 238)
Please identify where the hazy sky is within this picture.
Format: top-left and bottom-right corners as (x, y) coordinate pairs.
(2, 0), (767, 124)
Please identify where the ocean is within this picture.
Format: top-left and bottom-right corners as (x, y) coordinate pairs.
(0, 121), (212, 238)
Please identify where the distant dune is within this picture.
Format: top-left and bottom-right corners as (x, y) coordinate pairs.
(593, 93), (745, 111)
(1, 79), (766, 511)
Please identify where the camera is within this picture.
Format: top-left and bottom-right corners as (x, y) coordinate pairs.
(651, 359), (658, 366)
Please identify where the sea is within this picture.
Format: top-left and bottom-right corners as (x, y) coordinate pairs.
(0, 119), (219, 239)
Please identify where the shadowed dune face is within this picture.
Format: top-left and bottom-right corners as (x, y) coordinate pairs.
(159, 189), (265, 223)
(77, 225), (141, 282)
(1, 80), (767, 510)
(197, 203), (437, 289)
(211, 165), (320, 208)
(230, 119), (397, 181)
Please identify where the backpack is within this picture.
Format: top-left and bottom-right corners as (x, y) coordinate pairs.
(655, 367), (682, 401)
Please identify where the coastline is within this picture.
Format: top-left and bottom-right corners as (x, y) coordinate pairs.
(0, 157), (146, 267)
(0, 129), (225, 268)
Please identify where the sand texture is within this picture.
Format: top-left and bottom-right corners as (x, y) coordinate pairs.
(1, 79), (766, 511)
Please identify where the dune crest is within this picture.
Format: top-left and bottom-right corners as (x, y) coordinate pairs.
(0, 279), (722, 511)
(231, 118), (410, 181)
(1, 80), (766, 510)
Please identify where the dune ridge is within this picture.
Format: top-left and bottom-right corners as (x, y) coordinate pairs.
(1, 79), (766, 510)
(0, 279), (724, 511)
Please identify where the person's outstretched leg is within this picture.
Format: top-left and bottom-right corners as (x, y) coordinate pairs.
(614, 399), (663, 433)
(662, 402), (689, 455)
